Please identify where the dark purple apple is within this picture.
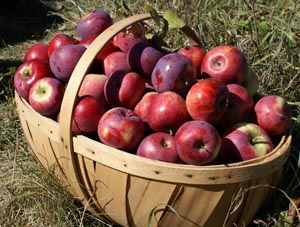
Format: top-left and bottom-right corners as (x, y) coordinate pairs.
(151, 52), (197, 97)
(77, 10), (113, 39)
(127, 42), (164, 80)
(242, 67), (259, 96)
(49, 44), (86, 83)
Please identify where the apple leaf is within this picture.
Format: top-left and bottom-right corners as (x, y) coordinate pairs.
(144, 5), (161, 26)
(163, 10), (186, 29)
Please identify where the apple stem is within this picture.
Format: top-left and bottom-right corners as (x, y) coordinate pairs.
(251, 136), (269, 145)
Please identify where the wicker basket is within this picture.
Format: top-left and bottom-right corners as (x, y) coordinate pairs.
(15, 13), (292, 227)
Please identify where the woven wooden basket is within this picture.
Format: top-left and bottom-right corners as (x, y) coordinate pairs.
(15, 13), (292, 227)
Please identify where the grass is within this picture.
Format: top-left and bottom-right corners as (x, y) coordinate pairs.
(0, 0), (300, 226)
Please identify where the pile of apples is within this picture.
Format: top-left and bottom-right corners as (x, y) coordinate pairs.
(14, 9), (291, 166)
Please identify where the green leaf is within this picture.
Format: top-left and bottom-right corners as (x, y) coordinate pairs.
(163, 10), (186, 29)
(144, 5), (161, 26)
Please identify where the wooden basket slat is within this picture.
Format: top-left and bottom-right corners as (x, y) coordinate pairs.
(76, 154), (103, 214)
(159, 183), (240, 227)
(126, 176), (178, 227)
(94, 163), (129, 226)
(234, 169), (283, 226)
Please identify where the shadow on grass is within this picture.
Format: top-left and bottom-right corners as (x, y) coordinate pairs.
(0, 0), (63, 47)
(0, 0), (64, 101)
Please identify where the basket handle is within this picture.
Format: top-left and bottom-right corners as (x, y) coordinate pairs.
(58, 13), (202, 196)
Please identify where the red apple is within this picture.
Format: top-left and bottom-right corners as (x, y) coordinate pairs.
(177, 45), (206, 78)
(220, 122), (274, 163)
(254, 95), (291, 135)
(14, 59), (54, 100)
(49, 44), (86, 83)
(78, 73), (108, 107)
(47, 33), (79, 57)
(175, 120), (221, 165)
(73, 96), (106, 134)
(97, 107), (145, 151)
(201, 45), (248, 84)
(151, 52), (197, 97)
(186, 78), (229, 125)
(24, 43), (49, 63)
(134, 91), (159, 123)
(103, 51), (130, 77)
(218, 83), (254, 131)
(104, 71), (146, 109)
(112, 23), (147, 52)
(77, 10), (113, 39)
(137, 132), (180, 163)
(28, 77), (65, 116)
(148, 91), (191, 133)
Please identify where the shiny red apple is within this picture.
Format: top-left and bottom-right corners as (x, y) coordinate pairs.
(175, 120), (221, 165)
(103, 51), (130, 77)
(73, 96), (106, 134)
(186, 78), (229, 125)
(220, 122), (274, 163)
(24, 43), (49, 63)
(254, 95), (291, 135)
(201, 45), (248, 84)
(148, 91), (191, 133)
(177, 45), (206, 78)
(14, 59), (54, 100)
(134, 91), (159, 123)
(104, 71), (146, 109)
(137, 132), (180, 163)
(112, 23), (147, 52)
(47, 33), (79, 57)
(97, 107), (145, 151)
(78, 73), (108, 108)
(28, 77), (65, 116)
(218, 83), (254, 131)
